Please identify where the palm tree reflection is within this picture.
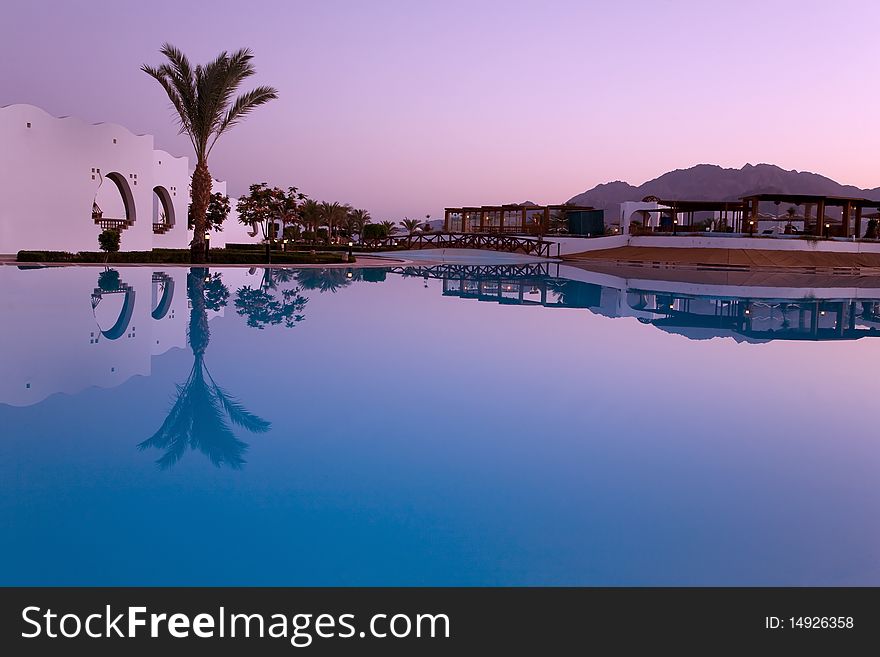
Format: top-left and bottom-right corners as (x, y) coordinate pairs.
(295, 267), (354, 294)
(139, 268), (269, 469)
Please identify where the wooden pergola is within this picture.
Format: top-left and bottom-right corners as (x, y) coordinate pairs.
(443, 203), (595, 235)
(642, 199), (746, 231)
(741, 193), (880, 237)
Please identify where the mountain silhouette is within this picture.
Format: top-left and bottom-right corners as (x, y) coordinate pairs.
(567, 164), (880, 210)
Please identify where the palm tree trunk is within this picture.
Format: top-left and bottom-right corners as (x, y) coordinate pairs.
(190, 162), (212, 264)
(187, 267), (210, 356)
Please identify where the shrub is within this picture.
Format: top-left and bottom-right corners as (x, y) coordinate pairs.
(17, 248), (350, 265)
(98, 269), (121, 291)
(223, 243), (265, 251)
(98, 229), (121, 253)
(363, 223), (390, 240)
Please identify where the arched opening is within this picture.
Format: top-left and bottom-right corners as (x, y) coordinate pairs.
(90, 270), (136, 340)
(93, 171), (136, 232)
(151, 272), (175, 320)
(152, 186), (174, 234)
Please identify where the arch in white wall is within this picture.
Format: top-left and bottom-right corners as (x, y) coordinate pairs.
(152, 186), (174, 233)
(91, 278), (137, 341)
(151, 272), (175, 320)
(93, 171), (136, 230)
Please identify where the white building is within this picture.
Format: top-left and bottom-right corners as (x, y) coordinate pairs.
(619, 200), (670, 234)
(0, 104), (258, 254)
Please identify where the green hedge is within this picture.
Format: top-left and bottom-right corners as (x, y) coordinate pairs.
(222, 243), (265, 251)
(17, 249), (350, 265)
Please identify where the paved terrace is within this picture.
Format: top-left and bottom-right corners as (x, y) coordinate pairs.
(565, 244), (880, 273)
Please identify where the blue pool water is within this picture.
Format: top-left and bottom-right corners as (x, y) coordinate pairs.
(1, 262), (879, 585)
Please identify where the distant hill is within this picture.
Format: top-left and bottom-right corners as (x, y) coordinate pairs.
(567, 164), (880, 211)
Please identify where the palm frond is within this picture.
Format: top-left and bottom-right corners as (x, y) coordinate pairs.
(213, 86), (279, 149)
(211, 382), (271, 433)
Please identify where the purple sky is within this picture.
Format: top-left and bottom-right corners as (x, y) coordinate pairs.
(2, 0), (879, 218)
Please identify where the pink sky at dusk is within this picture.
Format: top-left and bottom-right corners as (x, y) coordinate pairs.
(2, 0), (879, 219)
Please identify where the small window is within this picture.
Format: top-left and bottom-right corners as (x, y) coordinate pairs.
(91, 175), (95, 180)
(112, 138), (117, 144)
(26, 122), (31, 128)
(26, 383), (31, 389)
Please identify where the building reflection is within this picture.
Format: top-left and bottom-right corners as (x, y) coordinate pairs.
(394, 263), (880, 343)
(0, 265), (314, 469)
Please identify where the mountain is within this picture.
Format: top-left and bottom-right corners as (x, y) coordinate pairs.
(567, 164), (880, 211)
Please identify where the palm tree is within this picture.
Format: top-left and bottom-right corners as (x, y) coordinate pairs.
(400, 217), (421, 235)
(381, 220), (398, 243)
(348, 208), (371, 243)
(319, 201), (349, 244)
(142, 44), (278, 263)
(400, 217), (421, 246)
(139, 268), (270, 468)
(299, 198), (321, 242)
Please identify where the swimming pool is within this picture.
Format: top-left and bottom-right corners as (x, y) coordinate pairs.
(1, 262), (878, 585)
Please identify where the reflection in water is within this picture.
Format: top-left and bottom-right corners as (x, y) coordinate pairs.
(139, 268), (270, 469)
(151, 272), (175, 320)
(234, 267), (308, 329)
(91, 268), (136, 340)
(296, 267), (354, 294)
(5, 262), (880, 585)
(394, 263), (880, 343)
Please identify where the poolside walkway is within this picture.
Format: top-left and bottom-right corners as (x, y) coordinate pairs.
(564, 246), (880, 272)
(0, 254), (401, 268)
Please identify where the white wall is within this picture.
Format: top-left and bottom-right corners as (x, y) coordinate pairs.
(626, 235), (880, 254)
(207, 179), (259, 248)
(0, 104), (260, 254)
(0, 104), (160, 252)
(545, 235), (629, 255)
(151, 149), (191, 249)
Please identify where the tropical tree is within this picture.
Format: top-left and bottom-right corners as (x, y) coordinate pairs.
(318, 201), (351, 244)
(237, 183), (303, 259)
(299, 199), (321, 243)
(188, 192), (230, 232)
(98, 228), (120, 254)
(142, 44), (278, 263)
(348, 208), (371, 243)
(380, 220), (398, 241)
(237, 183), (279, 259)
(279, 186), (306, 239)
(400, 217), (421, 246)
(400, 217), (421, 235)
(139, 268), (270, 468)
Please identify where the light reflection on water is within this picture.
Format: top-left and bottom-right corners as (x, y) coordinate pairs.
(0, 262), (878, 585)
